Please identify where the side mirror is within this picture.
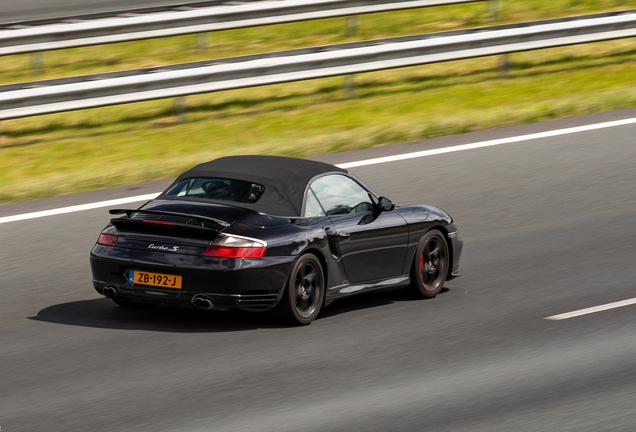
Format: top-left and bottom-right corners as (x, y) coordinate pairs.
(378, 197), (395, 212)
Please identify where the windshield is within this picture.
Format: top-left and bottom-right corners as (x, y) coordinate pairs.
(165, 177), (265, 204)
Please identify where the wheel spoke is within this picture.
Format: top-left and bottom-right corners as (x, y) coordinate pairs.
(297, 296), (310, 312)
(429, 246), (439, 259)
(297, 265), (308, 280)
(304, 273), (316, 288)
(295, 282), (303, 300)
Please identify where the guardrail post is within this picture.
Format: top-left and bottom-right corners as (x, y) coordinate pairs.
(346, 15), (360, 37)
(174, 97), (187, 120)
(343, 74), (356, 98)
(344, 16), (360, 97)
(30, 52), (45, 75)
(498, 53), (510, 77)
(196, 33), (209, 50)
(488, 0), (501, 20)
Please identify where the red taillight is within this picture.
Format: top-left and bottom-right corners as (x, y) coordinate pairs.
(97, 233), (118, 246)
(204, 234), (267, 258)
(204, 246), (266, 258)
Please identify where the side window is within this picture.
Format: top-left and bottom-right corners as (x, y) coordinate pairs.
(310, 175), (373, 216)
(303, 189), (325, 217)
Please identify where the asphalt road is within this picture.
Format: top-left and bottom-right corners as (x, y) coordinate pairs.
(2, 109), (636, 431)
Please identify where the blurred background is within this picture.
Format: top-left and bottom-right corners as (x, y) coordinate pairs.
(1, 0), (635, 204)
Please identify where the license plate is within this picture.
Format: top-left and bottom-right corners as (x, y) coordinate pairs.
(129, 270), (182, 289)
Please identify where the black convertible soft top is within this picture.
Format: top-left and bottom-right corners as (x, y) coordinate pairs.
(158, 155), (347, 216)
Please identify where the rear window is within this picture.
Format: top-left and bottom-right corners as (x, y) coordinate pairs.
(165, 178), (265, 204)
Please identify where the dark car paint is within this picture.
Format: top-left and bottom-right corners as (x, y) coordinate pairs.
(326, 210), (408, 283)
(90, 170), (462, 312)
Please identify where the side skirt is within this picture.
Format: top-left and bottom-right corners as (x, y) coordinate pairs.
(325, 275), (410, 302)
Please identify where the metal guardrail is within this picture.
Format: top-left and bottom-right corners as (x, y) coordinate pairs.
(1, 10), (635, 121)
(0, 0), (487, 56)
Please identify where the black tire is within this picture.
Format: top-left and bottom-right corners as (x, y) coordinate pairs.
(113, 297), (161, 308)
(278, 254), (325, 326)
(408, 230), (449, 299)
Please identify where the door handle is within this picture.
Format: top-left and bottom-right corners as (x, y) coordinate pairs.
(338, 232), (350, 240)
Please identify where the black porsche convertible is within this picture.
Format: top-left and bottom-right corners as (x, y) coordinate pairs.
(90, 155), (463, 325)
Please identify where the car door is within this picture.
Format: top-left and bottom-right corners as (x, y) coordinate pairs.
(308, 174), (408, 283)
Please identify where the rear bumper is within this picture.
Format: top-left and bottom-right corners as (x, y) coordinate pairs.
(90, 246), (295, 311)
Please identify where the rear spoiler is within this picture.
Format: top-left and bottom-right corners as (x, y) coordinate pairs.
(109, 208), (231, 227)
(108, 209), (230, 240)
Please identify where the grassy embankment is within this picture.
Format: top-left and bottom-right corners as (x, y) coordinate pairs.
(1, 0), (636, 203)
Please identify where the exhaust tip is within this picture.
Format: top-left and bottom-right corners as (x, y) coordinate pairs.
(193, 296), (214, 310)
(103, 286), (118, 299)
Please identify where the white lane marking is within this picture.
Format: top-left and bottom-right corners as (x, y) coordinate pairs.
(0, 193), (159, 224)
(3, 116), (636, 224)
(338, 117), (636, 168)
(545, 298), (636, 320)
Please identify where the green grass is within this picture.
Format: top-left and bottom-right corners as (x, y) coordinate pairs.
(1, 0), (636, 203)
